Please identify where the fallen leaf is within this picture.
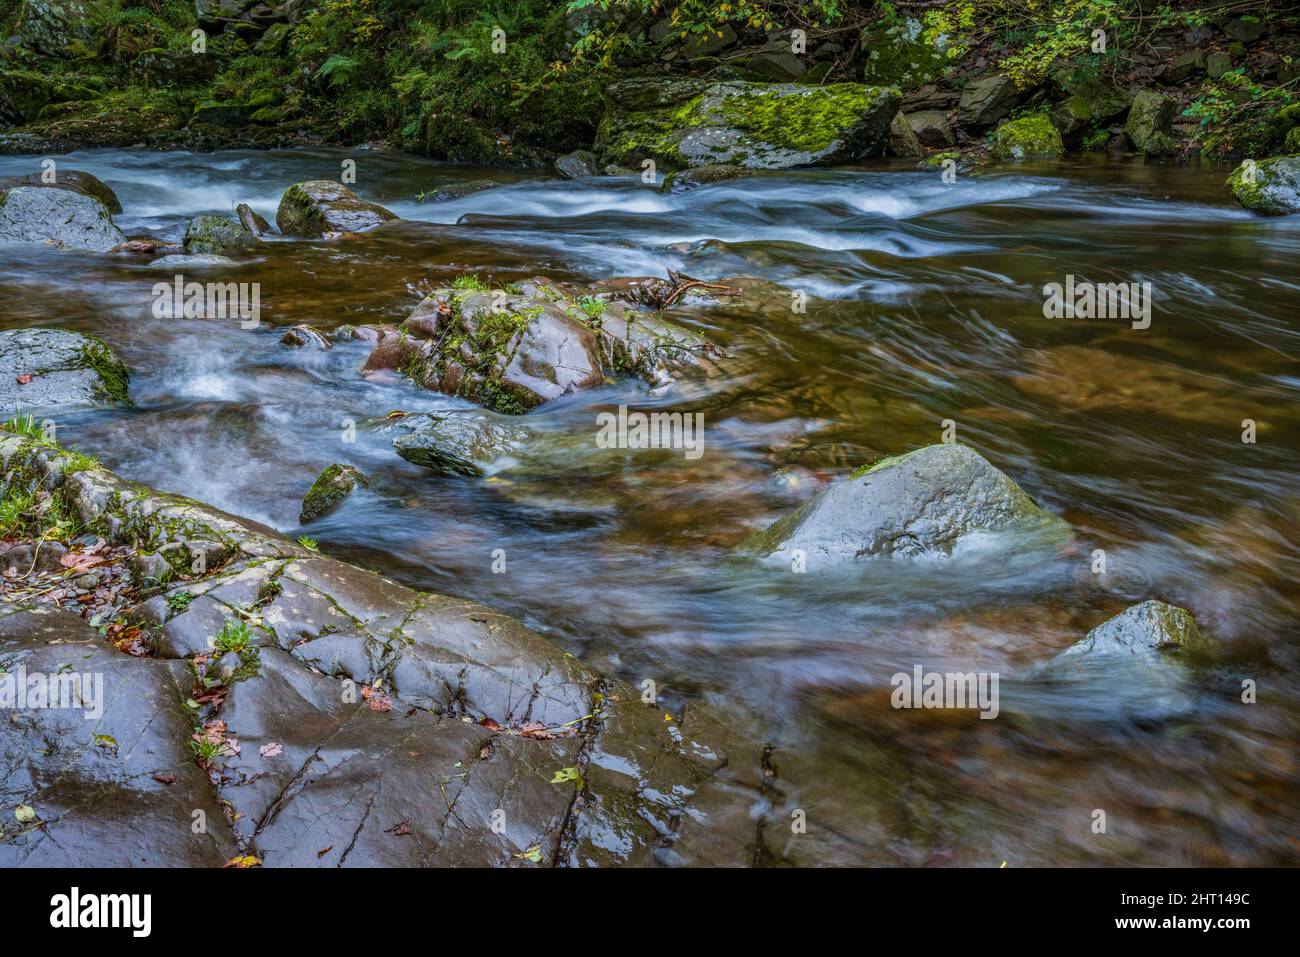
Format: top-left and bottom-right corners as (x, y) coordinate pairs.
(224, 855), (262, 868)
(15, 374), (32, 385)
(259, 742), (283, 758)
(550, 766), (580, 785)
(385, 820), (412, 836)
(14, 804), (36, 824)
(153, 774), (177, 785)
(513, 845), (543, 863)
(94, 733), (118, 752)
(316, 845), (333, 858)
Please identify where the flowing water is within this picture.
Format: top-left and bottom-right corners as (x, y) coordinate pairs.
(2, 148), (1298, 865)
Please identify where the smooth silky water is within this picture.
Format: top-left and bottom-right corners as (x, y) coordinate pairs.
(2, 148), (1296, 864)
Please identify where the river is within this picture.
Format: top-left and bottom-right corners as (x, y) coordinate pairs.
(2, 148), (1297, 865)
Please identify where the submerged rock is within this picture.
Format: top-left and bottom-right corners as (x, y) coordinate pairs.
(299, 463), (368, 523)
(1048, 600), (1210, 665)
(1227, 156), (1300, 215)
(1126, 90), (1177, 156)
(744, 443), (1067, 568)
(989, 114), (1064, 159)
(392, 409), (537, 475)
(595, 77), (900, 170)
(0, 185), (124, 251)
(0, 168), (121, 213)
(422, 179), (498, 202)
(183, 212), (258, 255)
(662, 163), (751, 193)
(280, 324), (331, 350)
(276, 180), (398, 237)
(1035, 601), (1213, 721)
(0, 328), (130, 414)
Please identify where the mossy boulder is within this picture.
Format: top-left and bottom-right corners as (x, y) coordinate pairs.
(743, 443), (1068, 569)
(594, 77), (901, 171)
(0, 328), (129, 414)
(0, 168), (120, 213)
(1126, 89), (1178, 156)
(183, 213), (258, 255)
(299, 464), (368, 523)
(990, 113), (1064, 159)
(858, 15), (950, 89)
(1049, 95), (1093, 137)
(276, 180), (398, 238)
(15, 0), (100, 58)
(364, 278), (722, 414)
(1049, 63), (1131, 123)
(0, 68), (96, 125)
(1226, 156), (1300, 215)
(0, 185), (124, 251)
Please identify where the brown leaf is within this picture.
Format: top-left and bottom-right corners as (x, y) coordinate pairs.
(15, 374), (32, 385)
(385, 820), (412, 836)
(153, 774), (177, 785)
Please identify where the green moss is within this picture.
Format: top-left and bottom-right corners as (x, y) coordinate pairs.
(719, 84), (891, 155)
(77, 339), (131, 405)
(990, 113), (1064, 159)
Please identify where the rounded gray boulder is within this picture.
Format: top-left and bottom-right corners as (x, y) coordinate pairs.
(745, 443), (1068, 567)
(0, 186), (125, 252)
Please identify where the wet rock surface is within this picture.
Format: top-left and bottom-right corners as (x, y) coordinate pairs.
(1227, 156), (1300, 215)
(363, 277), (722, 413)
(745, 443), (1068, 568)
(0, 435), (767, 867)
(1034, 601), (1214, 722)
(0, 168), (121, 213)
(299, 463), (367, 522)
(276, 180), (399, 238)
(184, 212), (259, 255)
(0, 185), (125, 251)
(0, 328), (130, 414)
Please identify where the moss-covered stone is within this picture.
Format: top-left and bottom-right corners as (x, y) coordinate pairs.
(1126, 89), (1177, 156)
(0, 168), (121, 213)
(594, 77), (901, 170)
(1226, 155), (1300, 215)
(299, 464), (367, 523)
(0, 328), (129, 414)
(183, 213), (257, 255)
(989, 113), (1064, 159)
(858, 15), (952, 89)
(276, 180), (398, 238)
(0, 67), (96, 125)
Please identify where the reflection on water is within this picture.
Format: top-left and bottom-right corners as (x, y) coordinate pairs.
(2, 148), (1297, 865)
